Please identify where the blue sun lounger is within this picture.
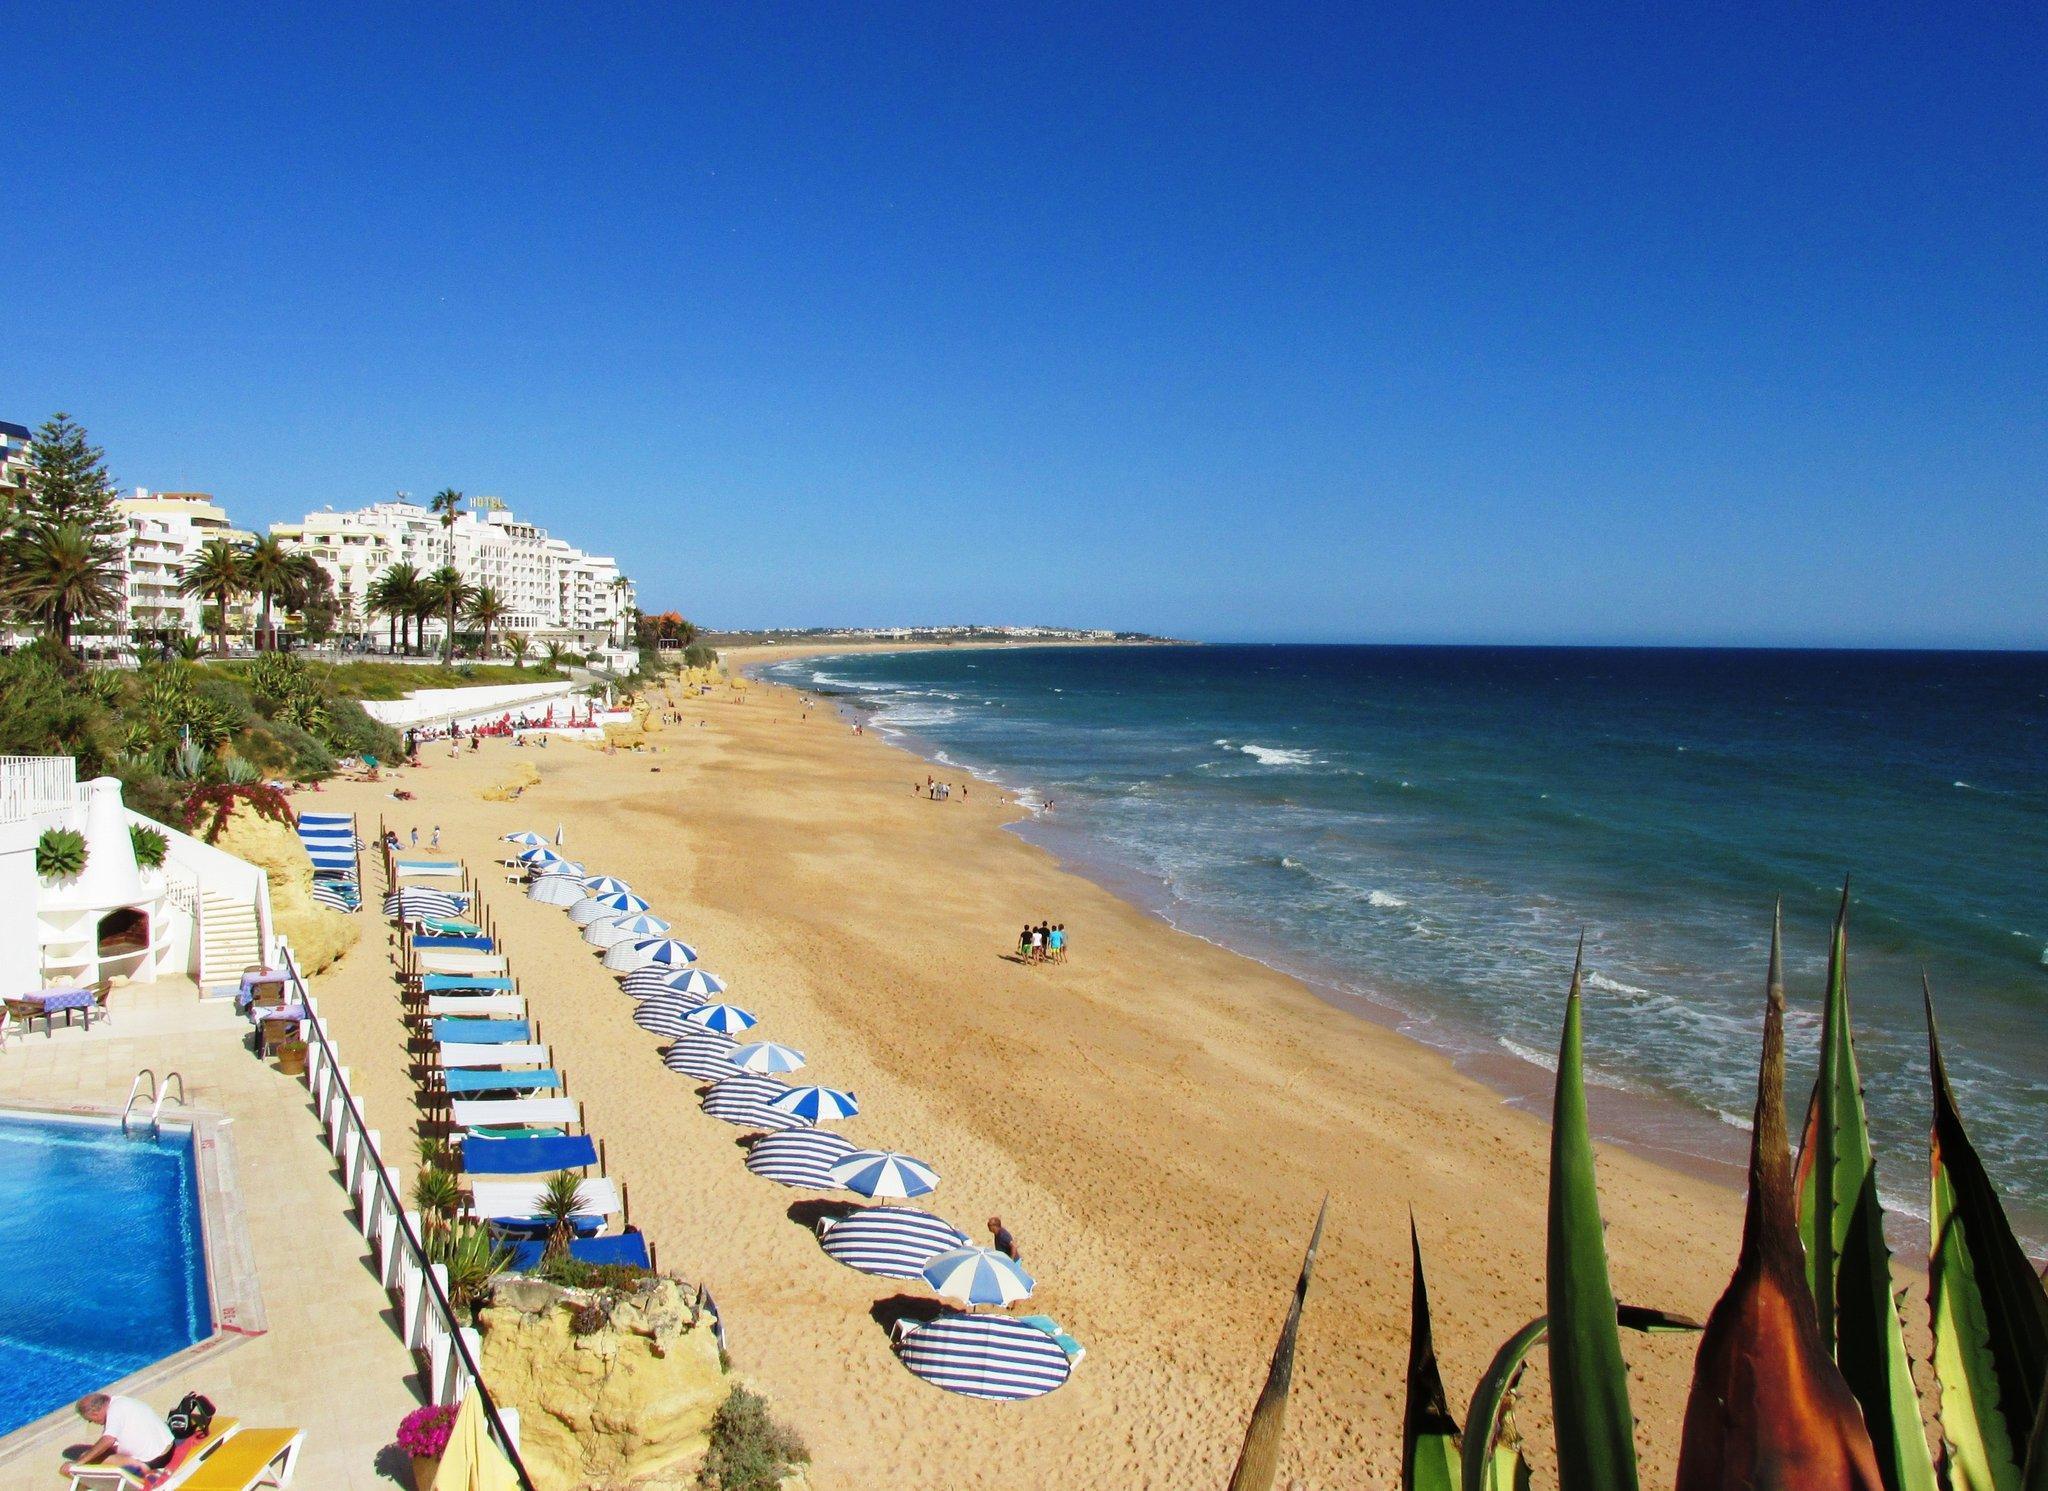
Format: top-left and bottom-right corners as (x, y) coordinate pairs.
(505, 1232), (652, 1270)
(421, 974), (515, 993)
(431, 1018), (530, 1044)
(461, 1134), (598, 1175)
(412, 933), (496, 951)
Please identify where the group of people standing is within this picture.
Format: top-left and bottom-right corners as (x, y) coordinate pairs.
(1017, 920), (1068, 964)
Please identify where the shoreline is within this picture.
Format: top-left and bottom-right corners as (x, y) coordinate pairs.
(734, 641), (1755, 1201)
(308, 651), (1749, 1487)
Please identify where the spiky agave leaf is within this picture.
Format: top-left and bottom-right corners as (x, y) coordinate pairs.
(1927, 980), (2048, 1491)
(1405, 1220), (1461, 1491)
(1795, 886), (1938, 1491)
(1547, 940), (1639, 1491)
(1676, 908), (1885, 1490)
(1226, 1196), (1328, 1491)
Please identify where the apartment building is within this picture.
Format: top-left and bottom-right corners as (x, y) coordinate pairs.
(0, 420), (31, 505)
(114, 489), (256, 637)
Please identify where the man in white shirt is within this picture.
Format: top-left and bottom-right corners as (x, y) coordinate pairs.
(65, 1393), (175, 1477)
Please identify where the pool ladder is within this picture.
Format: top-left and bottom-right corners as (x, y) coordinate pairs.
(121, 1068), (187, 1138)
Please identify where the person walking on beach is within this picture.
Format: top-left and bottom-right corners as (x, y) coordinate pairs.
(1049, 923), (1065, 963)
(409, 826), (419, 848)
(989, 1216), (1020, 1262)
(1029, 924), (1046, 963)
(430, 825), (441, 849)
(1018, 924), (1032, 961)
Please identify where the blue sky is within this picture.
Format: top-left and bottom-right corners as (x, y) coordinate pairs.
(5, 4), (2043, 645)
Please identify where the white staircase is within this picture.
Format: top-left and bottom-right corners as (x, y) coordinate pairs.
(199, 891), (263, 984)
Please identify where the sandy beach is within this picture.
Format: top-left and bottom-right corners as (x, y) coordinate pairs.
(303, 648), (1748, 1489)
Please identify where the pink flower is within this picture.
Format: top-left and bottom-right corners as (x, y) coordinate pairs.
(395, 1404), (459, 1458)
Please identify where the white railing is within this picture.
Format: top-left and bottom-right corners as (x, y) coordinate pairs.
(0, 755), (78, 823)
(281, 943), (537, 1488)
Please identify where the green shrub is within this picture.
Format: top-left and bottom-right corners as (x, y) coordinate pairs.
(129, 823), (168, 869)
(698, 1387), (808, 1491)
(35, 827), (89, 879)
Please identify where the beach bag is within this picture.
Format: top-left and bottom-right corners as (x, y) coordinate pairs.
(166, 1392), (216, 1440)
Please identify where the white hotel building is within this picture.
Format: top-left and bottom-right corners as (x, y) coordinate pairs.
(271, 498), (634, 652)
(114, 489), (258, 638)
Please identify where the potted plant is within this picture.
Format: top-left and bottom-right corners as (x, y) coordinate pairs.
(35, 828), (89, 881)
(274, 1037), (308, 1077)
(395, 1402), (458, 1491)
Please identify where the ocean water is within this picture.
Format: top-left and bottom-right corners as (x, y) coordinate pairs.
(762, 645), (2048, 1241)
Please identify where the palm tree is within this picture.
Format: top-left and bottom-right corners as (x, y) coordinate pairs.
(466, 586), (509, 660)
(429, 489), (464, 663)
(366, 563), (418, 655)
(542, 640), (569, 672)
(179, 538), (250, 656)
(241, 534), (318, 651)
(505, 633), (531, 670)
(423, 566), (476, 660)
(6, 521), (124, 658)
(610, 575), (632, 650)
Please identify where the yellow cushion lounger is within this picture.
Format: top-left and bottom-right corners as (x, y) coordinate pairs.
(63, 1420), (243, 1489)
(176, 1427), (304, 1489)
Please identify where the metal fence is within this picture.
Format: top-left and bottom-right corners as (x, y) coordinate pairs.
(0, 754), (78, 823)
(280, 944), (538, 1488)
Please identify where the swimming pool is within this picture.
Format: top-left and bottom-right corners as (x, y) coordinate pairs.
(0, 1112), (210, 1438)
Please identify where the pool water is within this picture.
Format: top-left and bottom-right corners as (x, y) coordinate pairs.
(0, 1113), (210, 1438)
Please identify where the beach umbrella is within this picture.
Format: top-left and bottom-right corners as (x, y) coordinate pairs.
(530, 860), (586, 880)
(502, 830), (550, 846)
(384, 889), (468, 919)
(585, 912), (672, 948)
(604, 936), (700, 972)
(529, 874), (589, 907)
(580, 875), (633, 897)
(682, 1002), (756, 1035)
(730, 1041), (806, 1075)
(637, 1001), (706, 1038)
(662, 1030), (743, 1081)
(817, 1207), (968, 1279)
(622, 968), (726, 1000)
(571, 891), (650, 926)
(829, 1150), (939, 1201)
(920, 1245), (1035, 1307)
(895, 1315), (1072, 1401)
(514, 846), (565, 867)
(745, 1130), (857, 1189)
(769, 1085), (858, 1124)
(704, 1074), (806, 1130)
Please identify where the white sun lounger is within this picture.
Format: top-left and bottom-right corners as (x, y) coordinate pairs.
(439, 1042), (550, 1068)
(416, 951), (508, 975)
(468, 1176), (621, 1221)
(425, 994), (526, 1018)
(451, 1097), (580, 1130)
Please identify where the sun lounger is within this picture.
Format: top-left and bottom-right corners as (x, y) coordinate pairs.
(451, 1096), (580, 1130)
(63, 1420), (243, 1489)
(393, 858), (463, 878)
(431, 1018), (530, 1044)
(505, 1231), (651, 1270)
(442, 1067), (560, 1095)
(410, 933), (495, 951)
(469, 1176), (621, 1222)
(426, 994), (525, 1018)
(419, 918), (484, 936)
(420, 974), (514, 993)
(468, 1124), (567, 1140)
(438, 1041), (549, 1068)
(461, 1134), (597, 1174)
(176, 1427), (304, 1489)
(415, 951), (508, 975)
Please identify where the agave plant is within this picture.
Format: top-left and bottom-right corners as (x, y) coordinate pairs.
(412, 1165), (461, 1235)
(538, 1170), (586, 1262)
(430, 1220), (513, 1310)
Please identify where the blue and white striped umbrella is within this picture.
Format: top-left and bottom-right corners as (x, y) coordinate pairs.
(920, 1245), (1035, 1306)
(586, 912), (671, 948)
(636, 1001), (705, 1038)
(571, 892), (650, 927)
(829, 1150), (939, 1200)
(514, 846), (566, 866)
(770, 1085), (858, 1124)
(580, 875), (634, 896)
(502, 830), (550, 846)
(682, 1002), (756, 1035)
(622, 967), (727, 1000)
(311, 881), (361, 912)
(730, 1041), (806, 1075)
(662, 1030), (743, 1081)
(704, 1074), (807, 1130)
(817, 1207), (968, 1279)
(532, 859), (585, 878)
(529, 874), (590, 907)
(603, 936), (699, 972)
(745, 1130), (857, 1189)
(896, 1315), (1072, 1400)
(383, 889), (468, 918)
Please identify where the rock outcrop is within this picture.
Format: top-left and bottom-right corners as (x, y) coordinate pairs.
(478, 1276), (730, 1489)
(213, 810), (356, 974)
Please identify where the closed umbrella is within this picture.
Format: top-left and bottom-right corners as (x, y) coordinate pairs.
(603, 936), (699, 972)
(829, 1150), (939, 1200)
(920, 1245), (1035, 1307)
(730, 1041), (806, 1075)
(817, 1207), (967, 1279)
(621, 968), (727, 1000)
(571, 892), (650, 926)
(682, 1002), (756, 1035)
(770, 1085), (858, 1124)
(745, 1130), (857, 1189)
(586, 912), (671, 948)
(896, 1315), (1072, 1401)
